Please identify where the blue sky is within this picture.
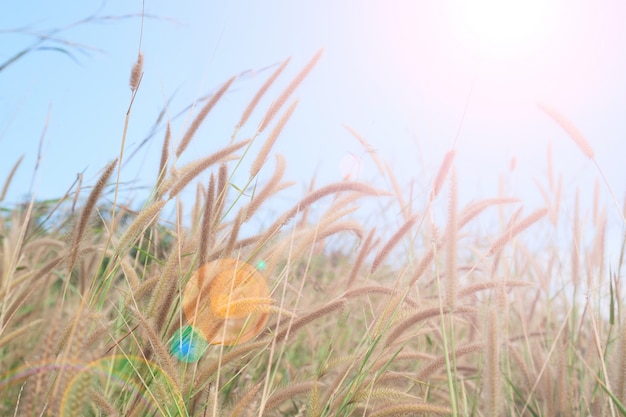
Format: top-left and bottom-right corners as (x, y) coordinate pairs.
(2, 1), (625, 257)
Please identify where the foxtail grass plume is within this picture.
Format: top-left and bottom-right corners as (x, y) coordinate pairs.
(176, 76), (236, 158)
(258, 49), (323, 132)
(487, 207), (548, 256)
(0, 156), (23, 202)
(237, 57), (291, 129)
(538, 103), (595, 159)
(67, 159), (118, 278)
(129, 52), (144, 91)
(250, 99), (298, 178)
(430, 150), (456, 201)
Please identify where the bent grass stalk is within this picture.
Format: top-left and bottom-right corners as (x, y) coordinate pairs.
(66, 159), (117, 295)
(258, 49), (323, 133)
(176, 76), (237, 158)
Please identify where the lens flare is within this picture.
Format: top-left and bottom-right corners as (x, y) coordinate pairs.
(169, 325), (209, 362)
(41, 355), (185, 416)
(183, 259), (272, 345)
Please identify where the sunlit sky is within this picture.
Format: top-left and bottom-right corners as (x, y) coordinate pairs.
(1, 1), (625, 256)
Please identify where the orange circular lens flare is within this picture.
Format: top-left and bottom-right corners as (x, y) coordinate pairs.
(183, 259), (271, 346)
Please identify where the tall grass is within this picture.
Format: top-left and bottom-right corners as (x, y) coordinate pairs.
(0, 38), (625, 417)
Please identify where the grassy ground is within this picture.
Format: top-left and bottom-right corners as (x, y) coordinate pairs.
(1, 38), (625, 417)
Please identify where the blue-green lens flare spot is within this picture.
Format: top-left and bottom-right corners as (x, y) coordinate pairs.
(256, 260), (267, 271)
(169, 325), (208, 363)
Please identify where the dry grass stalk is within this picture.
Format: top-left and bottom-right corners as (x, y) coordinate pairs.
(458, 280), (532, 298)
(538, 103), (595, 159)
(130, 307), (181, 390)
(385, 305), (477, 347)
(67, 158), (118, 276)
(156, 122), (171, 194)
(131, 275), (159, 305)
(368, 402), (453, 417)
(147, 231), (188, 318)
(298, 176), (317, 226)
(371, 213), (419, 273)
(344, 285), (418, 309)
(5, 244), (58, 289)
(168, 139), (249, 198)
(199, 175), (215, 266)
(556, 332), (569, 415)
(237, 57), (291, 129)
(62, 367), (94, 417)
(71, 172), (83, 213)
(0, 155), (23, 202)
(21, 308), (62, 415)
(314, 220), (364, 244)
(385, 161), (411, 222)
(3, 277), (50, 326)
(175, 76), (236, 158)
(152, 276), (178, 336)
(19, 236), (63, 258)
(189, 340), (268, 394)
(244, 154), (289, 222)
(213, 162), (229, 227)
(352, 387), (419, 405)
(258, 49), (322, 132)
(354, 377), (415, 404)
(307, 379), (320, 417)
(261, 381), (315, 414)
(371, 351), (434, 376)
(572, 189), (581, 289)
(416, 342), (484, 381)
(190, 181), (203, 226)
(117, 200), (166, 255)
(408, 246), (436, 287)
(345, 228), (376, 290)
(487, 208), (548, 256)
(255, 182), (385, 252)
(508, 345), (533, 388)
(535, 178), (557, 226)
(590, 210), (606, 284)
(446, 169), (458, 309)
(223, 210), (243, 255)
(250, 99), (298, 178)
(91, 389), (121, 417)
(485, 308), (501, 417)
(129, 51), (144, 91)
(344, 124), (386, 177)
(228, 382), (262, 417)
(616, 323), (626, 403)
(274, 298), (347, 343)
(319, 364), (353, 410)
(51, 309), (89, 413)
(458, 198), (520, 230)
(430, 150), (456, 201)
(322, 193), (365, 220)
(0, 319), (42, 349)
(265, 217), (361, 274)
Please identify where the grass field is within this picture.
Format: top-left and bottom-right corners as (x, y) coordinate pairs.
(1, 30), (626, 417)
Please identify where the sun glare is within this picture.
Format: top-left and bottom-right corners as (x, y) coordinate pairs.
(450, 0), (559, 61)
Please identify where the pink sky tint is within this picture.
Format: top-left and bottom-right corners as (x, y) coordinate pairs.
(1, 2), (624, 252)
(329, 2), (625, 194)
